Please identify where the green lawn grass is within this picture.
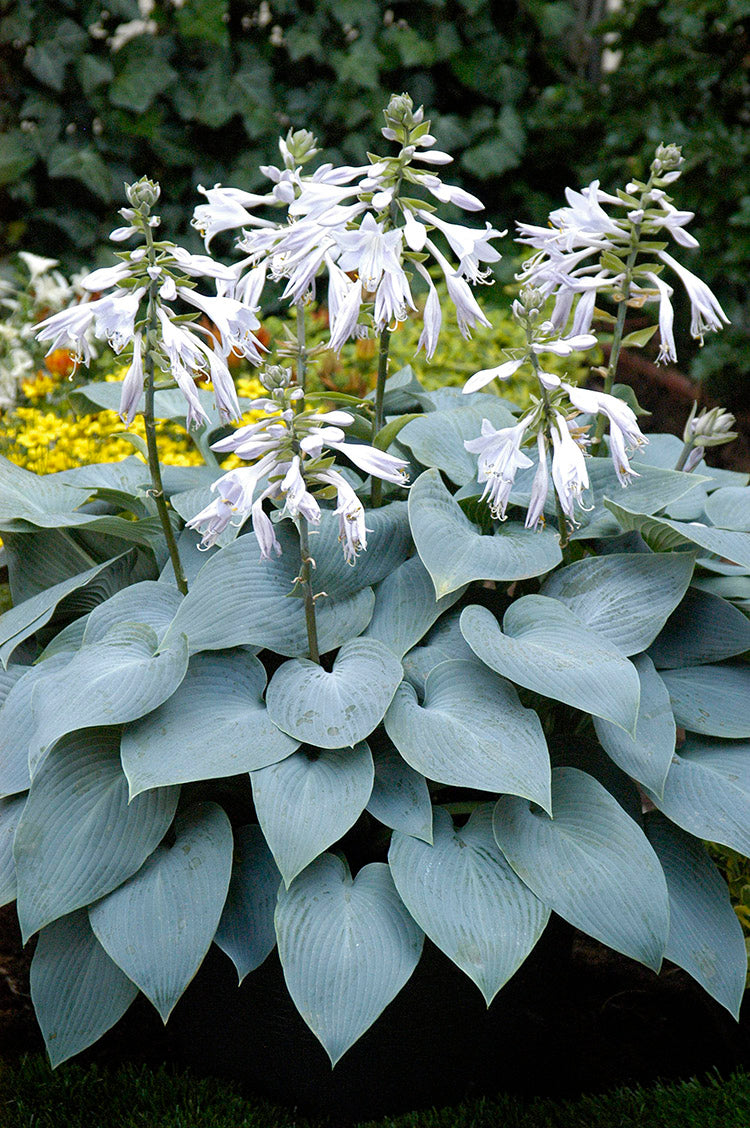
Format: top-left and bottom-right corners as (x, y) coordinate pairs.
(1, 1056), (749, 1128)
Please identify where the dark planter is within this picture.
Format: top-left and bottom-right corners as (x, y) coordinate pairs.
(167, 917), (750, 1123)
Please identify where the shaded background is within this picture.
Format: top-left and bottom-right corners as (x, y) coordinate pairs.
(1, 0), (748, 403)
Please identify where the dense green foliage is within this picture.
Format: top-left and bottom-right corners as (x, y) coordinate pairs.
(2, 1056), (750, 1128)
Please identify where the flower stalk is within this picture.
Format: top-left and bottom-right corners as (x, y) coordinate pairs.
(297, 516), (320, 664)
(370, 324), (392, 507)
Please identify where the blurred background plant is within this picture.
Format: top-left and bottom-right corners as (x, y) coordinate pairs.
(0, 0), (747, 406)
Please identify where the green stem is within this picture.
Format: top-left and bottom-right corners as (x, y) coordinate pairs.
(370, 325), (391, 508)
(295, 302), (307, 395)
(674, 440), (696, 472)
(297, 518), (320, 663)
(143, 227), (188, 594)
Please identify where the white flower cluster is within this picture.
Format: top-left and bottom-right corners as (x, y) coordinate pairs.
(187, 379), (409, 561)
(516, 144), (728, 365)
(191, 94), (504, 360)
(35, 181), (265, 429)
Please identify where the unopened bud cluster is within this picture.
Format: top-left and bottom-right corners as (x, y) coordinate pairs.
(683, 403), (738, 448)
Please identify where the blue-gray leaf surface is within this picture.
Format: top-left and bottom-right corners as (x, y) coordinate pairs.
(0, 793), (25, 906)
(389, 806), (549, 1004)
(214, 824), (280, 983)
(659, 664), (750, 738)
(606, 499), (750, 568)
(647, 588), (750, 668)
(250, 742), (374, 887)
(30, 909), (138, 1067)
(593, 654), (675, 798)
(645, 735), (750, 855)
(645, 814), (747, 1018)
(274, 854), (423, 1065)
(384, 659), (551, 810)
(366, 742), (433, 844)
(162, 526), (374, 657)
(265, 639), (403, 749)
(409, 468), (561, 598)
(399, 400), (516, 486)
(493, 767), (669, 971)
(121, 650), (299, 796)
(88, 802), (233, 1022)
(312, 503), (412, 599)
(0, 654), (72, 796)
(82, 580), (183, 645)
(461, 598), (641, 733)
(14, 727), (179, 940)
(539, 551), (694, 656)
(363, 554), (466, 659)
(29, 621), (189, 765)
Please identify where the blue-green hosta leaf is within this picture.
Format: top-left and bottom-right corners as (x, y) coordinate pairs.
(250, 743), (374, 887)
(606, 499), (750, 569)
(0, 793), (25, 906)
(0, 664), (26, 707)
(312, 503), (412, 600)
(14, 727), (179, 941)
(493, 767), (669, 971)
(88, 802), (233, 1022)
(645, 814), (747, 1019)
(121, 650), (299, 797)
(0, 554), (129, 668)
(460, 599), (641, 734)
(366, 742), (433, 844)
(593, 655), (675, 798)
(363, 555), (466, 659)
(162, 525), (374, 658)
(539, 552), (694, 656)
(647, 588), (750, 668)
(0, 456), (93, 528)
(30, 909), (139, 1068)
(39, 617), (90, 660)
(389, 806), (549, 1004)
(2, 528), (105, 602)
(399, 400), (516, 486)
(409, 468), (561, 598)
(659, 664), (750, 738)
(384, 659), (551, 809)
(275, 855), (423, 1066)
(83, 581), (183, 645)
(704, 486), (750, 531)
(645, 735), (750, 855)
(265, 639), (402, 749)
(161, 527), (221, 587)
(0, 653), (73, 796)
(29, 622), (189, 765)
(214, 824), (280, 983)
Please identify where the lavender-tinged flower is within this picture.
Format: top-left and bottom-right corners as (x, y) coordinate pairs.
(176, 288), (265, 364)
(564, 383), (647, 487)
(186, 464), (269, 548)
(193, 185), (277, 247)
(415, 267), (442, 360)
(658, 251), (729, 343)
(418, 212), (504, 284)
(463, 357), (525, 395)
(550, 414), (590, 522)
(119, 333), (144, 425)
(318, 470), (370, 564)
(281, 456), (321, 524)
(35, 301), (98, 366)
(525, 432), (550, 531)
(464, 418), (533, 520)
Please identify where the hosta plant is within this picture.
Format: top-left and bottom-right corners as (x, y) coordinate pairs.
(1, 97), (749, 1071)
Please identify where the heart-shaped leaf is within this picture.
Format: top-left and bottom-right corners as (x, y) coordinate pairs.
(214, 824), (280, 983)
(399, 400), (516, 486)
(274, 854), (423, 1065)
(30, 909), (139, 1067)
(645, 735), (750, 855)
(704, 486), (750, 531)
(363, 555), (466, 659)
(593, 655), (676, 798)
(83, 581), (183, 645)
(539, 552), (694, 656)
(121, 650), (299, 796)
(14, 727), (179, 940)
(645, 814), (747, 1019)
(312, 503), (412, 600)
(250, 742), (374, 886)
(409, 468), (561, 598)
(366, 742), (433, 844)
(389, 806), (549, 1003)
(384, 659), (551, 810)
(659, 664), (750, 738)
(265, 639), (403, 749)
(461, 598), (641, 734)
(88, 802), (233, 1021)
(163, 525), (374, 658)
(648, 588), (750, 668)
(493, 767), (669, 971)
(30, 622), (189, 765)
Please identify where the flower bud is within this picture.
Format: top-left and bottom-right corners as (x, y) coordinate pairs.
(652, 143), (683, 176)
(518, 285), (546, 317)
(280, 128), (318, 168)
(260, 364), (293, 391)
(683, 402), (738, 447)
(125, 177), (161, 212)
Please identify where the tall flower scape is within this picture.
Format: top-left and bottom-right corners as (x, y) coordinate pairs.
(1, 96), (747, 1078)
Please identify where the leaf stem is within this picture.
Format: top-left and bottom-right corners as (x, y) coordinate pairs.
(143, 225), (188, 594)
(370, 325), (391, 507)
(297, 517), (320, 664)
